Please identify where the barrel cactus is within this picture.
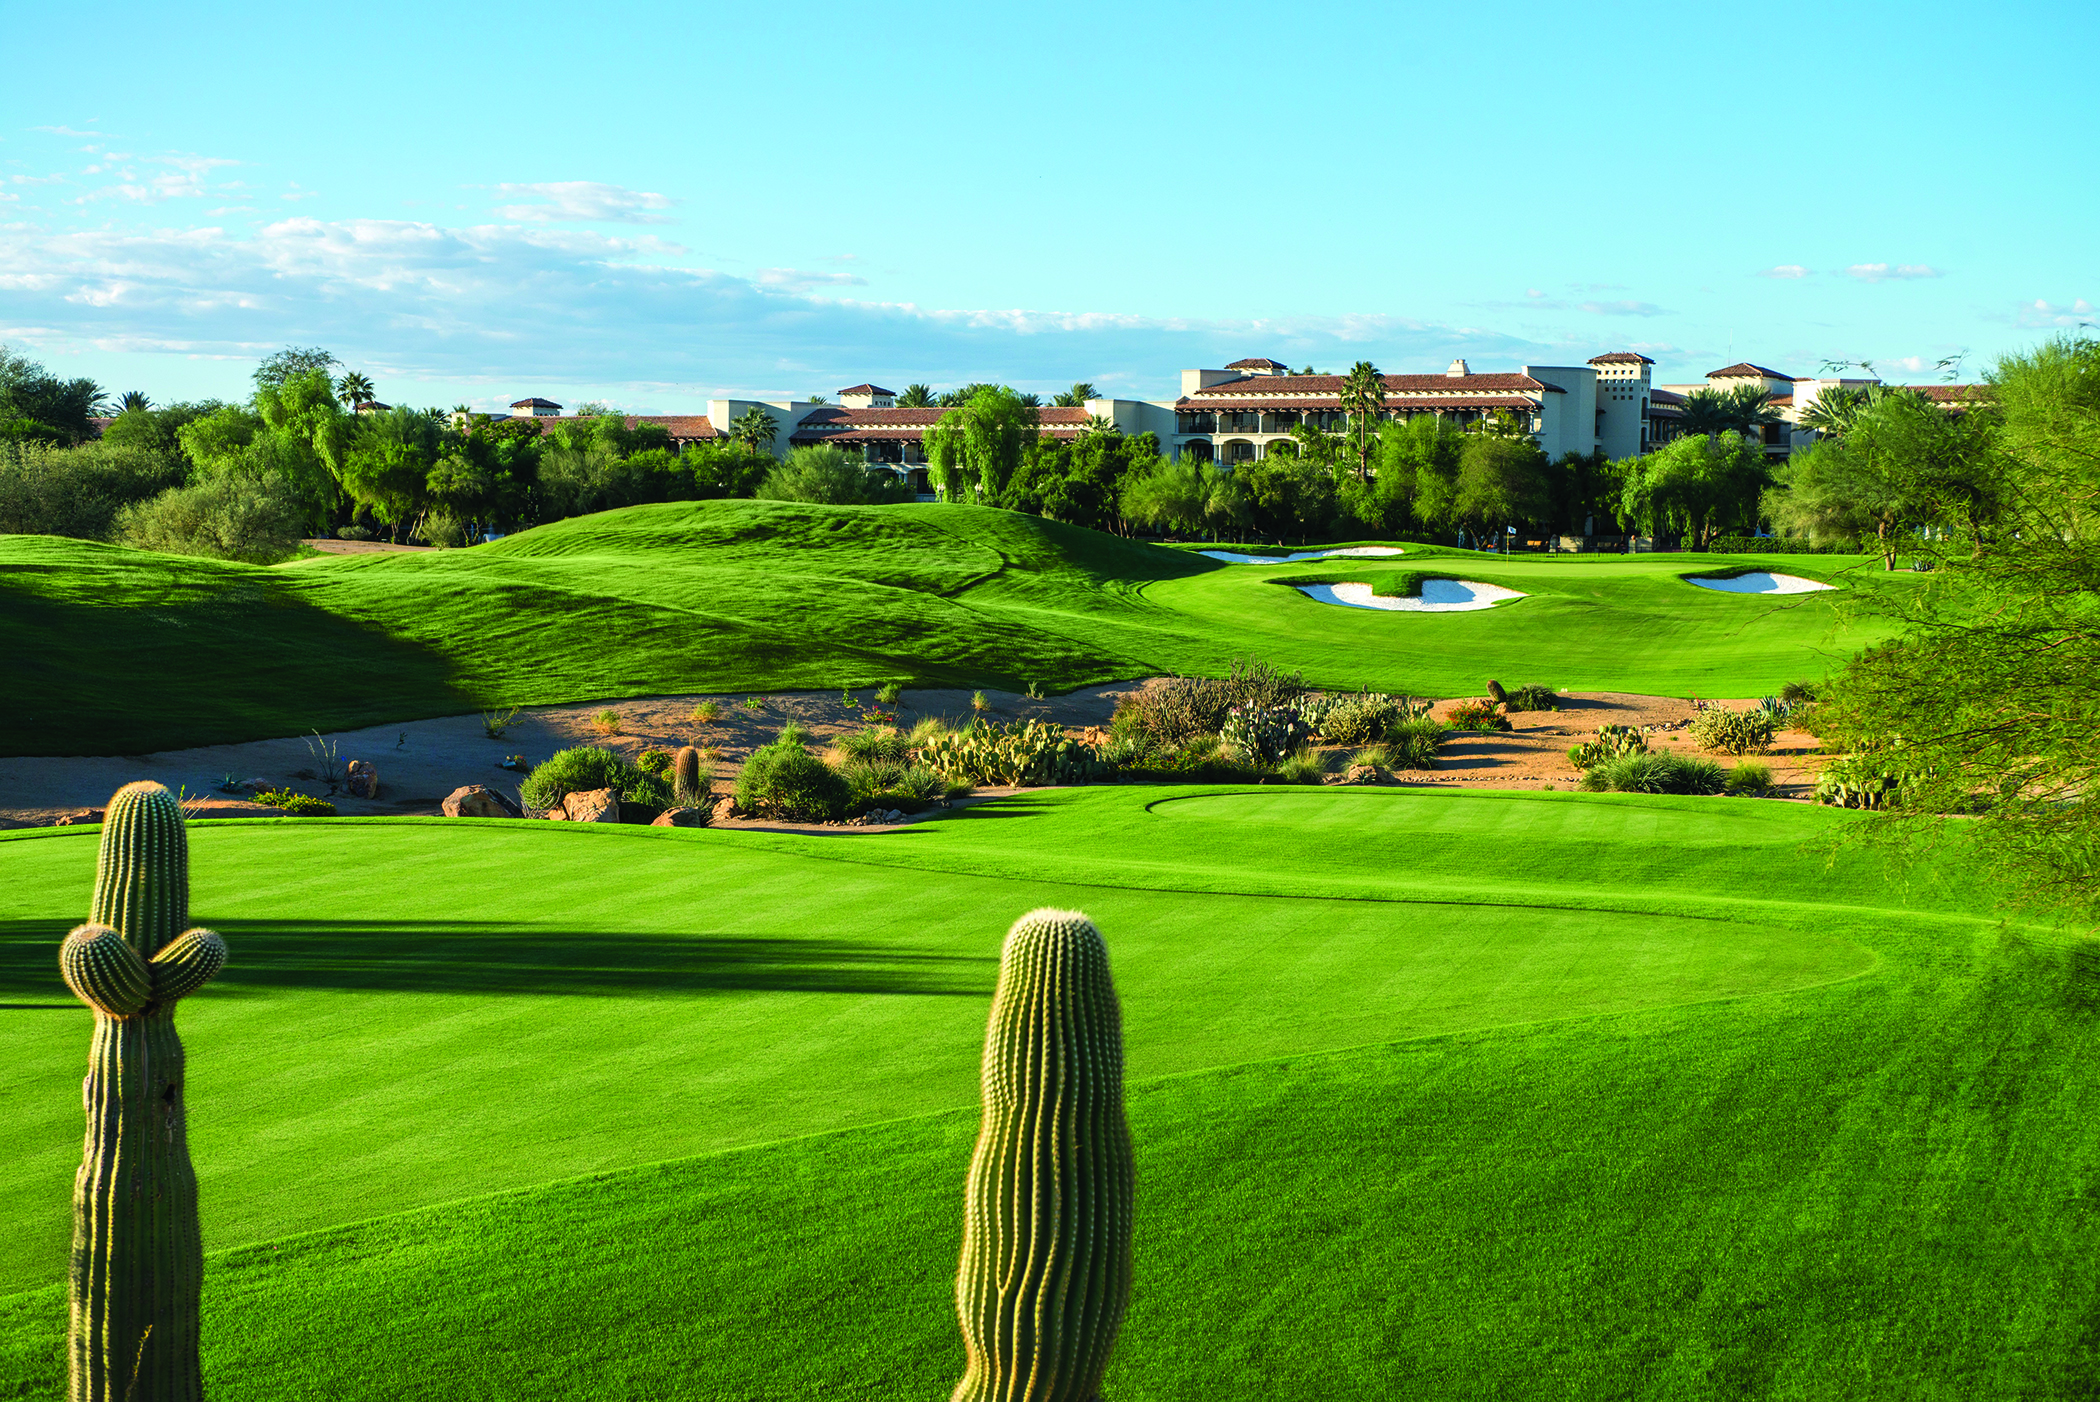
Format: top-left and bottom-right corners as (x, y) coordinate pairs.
(671, 744), (706, 806)
(952, 909), (1132, 1402)
(58, 781), (227, 1402)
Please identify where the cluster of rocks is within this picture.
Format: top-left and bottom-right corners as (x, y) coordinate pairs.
(1334, 764), (1385, 786)
(440, 785), (716, 828)
(851, 808), (910, 826)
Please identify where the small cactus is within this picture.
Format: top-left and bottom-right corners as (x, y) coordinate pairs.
(670, 745), (706, 805)
(1485, 678), (1508, 705)
(951, 909), (1132, 1402)
(60, 781), (226, 1402)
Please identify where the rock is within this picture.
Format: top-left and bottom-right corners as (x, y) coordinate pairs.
(442, 784), (522, 819)
(242, 778), (271, 792)
(543, 805), (567, 821)
(345, 760), (379, 799)
(651, 804), (713, 828)
(561, 787), (620, 823)
(55, 809), (104, 826)
(1339, 764), (1383, 786)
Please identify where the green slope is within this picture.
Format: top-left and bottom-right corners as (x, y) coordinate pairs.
(3, 789), (2093, 1398)
(0, 501), (1911, 755)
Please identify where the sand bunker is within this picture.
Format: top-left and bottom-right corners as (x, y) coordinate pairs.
(1686, 572), (1833, 595)
(1199, 546), (1405, 564)
(1296, 580), (1525, 613)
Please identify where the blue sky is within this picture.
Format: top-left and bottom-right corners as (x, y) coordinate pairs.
(4, 0), (2095, 412)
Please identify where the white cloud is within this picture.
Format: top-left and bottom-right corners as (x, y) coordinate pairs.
(34, 125), (116, 138)
(1760, 265), (1809, 279)
(1845, 263), (1941, 283)
(0, 213), (1558, 395)
(1580, 300), (1669, 317)
(493, 181), (676, 224)
(755, 267), (870, 292)
(2018, 298), (2096, 328)
(11, 173), (69, 185)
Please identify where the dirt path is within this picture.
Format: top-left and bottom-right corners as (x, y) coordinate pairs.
(0, 683), (1825, 830)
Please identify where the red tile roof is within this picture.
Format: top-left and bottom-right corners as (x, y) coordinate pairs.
(835, 384), (895, 396)
(1225, 357), (1289, 370)
(1181, 395), (1540, 413)
(1648, 389), (1686, 406)
(1186, 372), (1560, 398)
(1705, 362), (1796, 382)
(1916, 384), (1984, 402)
(1588, 352), (1655, 365)
(510, 397), (563, 409)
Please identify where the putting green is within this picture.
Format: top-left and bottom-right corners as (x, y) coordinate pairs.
(0, 501), (1914, 754)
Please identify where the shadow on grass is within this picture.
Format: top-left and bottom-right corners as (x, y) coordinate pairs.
(0, 918), (992, 1000)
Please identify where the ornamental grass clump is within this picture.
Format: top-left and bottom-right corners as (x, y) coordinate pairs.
(1579, 751), (1727, 796)
(1382, 715), (1447, 770)
(1502, 684), (1561, 713)
(1726, 760), (1777, 797)
(835, 725), (913, 765)
(58, 781), (228, 1402)
(951, 908), (1132, 1402)
(735, 726), (851, 821)
(1687, 707), (1776, 755)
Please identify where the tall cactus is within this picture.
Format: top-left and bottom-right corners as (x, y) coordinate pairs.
(952, 909), (1133, 1402)
(670, 744), (706, 806)
(58, 782), (227, 1402)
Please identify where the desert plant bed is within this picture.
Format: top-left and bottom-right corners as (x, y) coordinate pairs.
(0, 786), (2093, 1398)
(0, 501), (1919, 755)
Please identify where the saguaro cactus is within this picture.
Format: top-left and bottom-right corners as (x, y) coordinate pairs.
(670, 745), (706, 806)
(59, 781), (227, 1402)
(952, 909), (1133, 1402)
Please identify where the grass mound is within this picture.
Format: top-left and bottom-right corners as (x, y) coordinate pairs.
(2, 501), (1915, 754)
(1, 787), (2093, 1397)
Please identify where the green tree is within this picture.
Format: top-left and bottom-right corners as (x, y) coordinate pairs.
(1338, 361), (1385, 482)
(1814, 335), (2100, 922)
(729, 406), (779, 456)
(341, 406), (441, 536)
(1617, 431), (1768, 549)
(252, 347), (338, 393)
(1454, 432), (1549, 547)
(924, 386), (1038, 503)
(897, 384), (936, 408)
(0, 344), (109, 444)
(1381, 414), (1467, 531)
(754, 445), (912, 505)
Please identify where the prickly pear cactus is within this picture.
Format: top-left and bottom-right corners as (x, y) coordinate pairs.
(59, 781), (226, 1402)
(952, 908), (1132, 1402)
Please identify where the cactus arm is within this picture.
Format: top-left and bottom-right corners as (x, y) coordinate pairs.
(89, 781), (191, 959)
(150, 929), (227, 1004)
(59, 925), (153, 1019)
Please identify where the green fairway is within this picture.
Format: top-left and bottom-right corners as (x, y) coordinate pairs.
(2, 788), (2093, 1398)
(0, 501), (1910, 754)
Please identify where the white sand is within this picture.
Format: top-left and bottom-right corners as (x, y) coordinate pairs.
(1296, 579), (1526, 613)
(1686, 572), (1834, 594)
(1199, 546), (1405, 564)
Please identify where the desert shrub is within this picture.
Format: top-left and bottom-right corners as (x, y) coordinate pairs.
(1382, 716), (1446, 770)
(113, 470), (307, 563)
(1687, 708), (1776, 755)
(1114, 658), (1307, 747)
(1567, 724), (1649, 770)
(1446, 699), (1510, 731)
(522, 745), (667, 810)
(840, 756), (950, 813)
(636, 748), (671, 775)
(906, 715), (949, 747)
(691, 701), (722, 726)
(1219, 703), (1312, 765)
(1726, 761), (1776, 797)
(590, 708), (623, 737)
(736, 729), (851, 821)
(1779, 680), (1820, 704)
(252, 790), (336, 817)
(876, 681), (903, 706)
(836, 725), (913, 764)
(1502, 684), (1560, 713)
(920, 718), (1106, 786)
(423, 511), (472, 548)
(1315, 694), (1418, 745)
(1579, 751), (1727, 796)
(0, 439), (189, 539)
(754, 445), (914, 505)
(335, 524), (374, 541)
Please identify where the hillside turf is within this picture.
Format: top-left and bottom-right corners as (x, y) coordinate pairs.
(0, 500), (1912, 754)
(2, 787), (2094, 1398)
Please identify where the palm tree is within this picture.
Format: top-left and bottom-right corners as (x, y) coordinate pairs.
(898, 384), (936, 408)
(1676, 387), (1732, 438)
(1016, 392), (1041, 408)
(806, 393), (828, 404)
(1718, 384), (1783, 438)
(1338, 361), (1385, 481)
(1084, 413), (1118, 436)
(1052, 381), (1099, 408)
(730, 406), (779, 455)
(336, 370), (376, 410)
(116, 390), (152, 413)
(1294, 365), (1316, 376)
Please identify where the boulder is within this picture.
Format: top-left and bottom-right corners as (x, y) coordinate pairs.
(54, 809), (104, 826)
(442, 784), (522, 819)
(561, 787), (620, 823)
(1338, 764), (1383, 786)
(651, 804), (713, 828)
(345, 760), (379, 799)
